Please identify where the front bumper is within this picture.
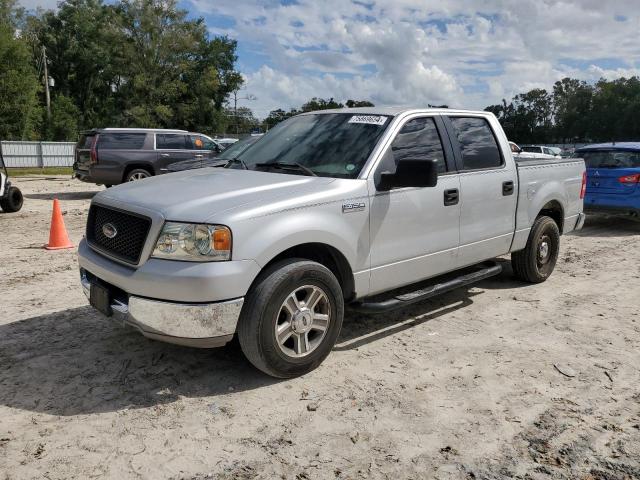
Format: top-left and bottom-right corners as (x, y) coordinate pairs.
(80, 269), (243, 348)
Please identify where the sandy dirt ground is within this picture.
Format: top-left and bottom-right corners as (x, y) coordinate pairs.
(1, 176), (639, 480)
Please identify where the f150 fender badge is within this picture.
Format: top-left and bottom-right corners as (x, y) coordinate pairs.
(342, 202), (366, 213)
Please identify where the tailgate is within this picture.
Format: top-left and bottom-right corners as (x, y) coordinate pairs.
(587, 167), (639, 195)
(583, 151), (640, 195)
(75, 133), (96, 170)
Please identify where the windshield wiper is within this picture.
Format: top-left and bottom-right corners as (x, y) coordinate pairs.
(224, 157), (249, 170)
(255, 162), (317, 177)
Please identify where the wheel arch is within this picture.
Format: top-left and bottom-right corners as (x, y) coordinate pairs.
(538, 199), (564, 234)
(256, 242), (356, 302)
(122, 163), (155, 182)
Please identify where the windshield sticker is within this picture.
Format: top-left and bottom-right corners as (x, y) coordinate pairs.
(348, 115), (387, 126)
(345, 164), (356, 172)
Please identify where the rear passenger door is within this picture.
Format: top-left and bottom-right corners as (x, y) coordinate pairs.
(368, 115), (461, 295)
(156, 133), (198, 173)
(444, 115), (517, 268)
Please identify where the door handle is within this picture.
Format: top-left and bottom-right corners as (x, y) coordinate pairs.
(160, 153), (170, 157)
(444, 188), (459, 206)
(502, 181), (514, 196)
(194, 154), (204, 158)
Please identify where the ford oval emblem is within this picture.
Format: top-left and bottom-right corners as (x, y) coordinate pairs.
(102, 223), (117, 239)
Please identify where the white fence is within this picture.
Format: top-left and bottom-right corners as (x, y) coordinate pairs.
(1, 141), (75, 168)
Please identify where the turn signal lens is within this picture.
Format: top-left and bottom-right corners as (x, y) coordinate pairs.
(213, 227), (231, 251)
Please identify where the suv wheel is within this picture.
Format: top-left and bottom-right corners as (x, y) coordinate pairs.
(125, 169), (151, 182)
(238, 259), (344, 378)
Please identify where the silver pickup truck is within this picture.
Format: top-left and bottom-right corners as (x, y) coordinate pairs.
(78, 108), (586, 378)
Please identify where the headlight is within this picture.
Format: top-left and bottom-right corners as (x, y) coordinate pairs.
(152, 222), (231, 261)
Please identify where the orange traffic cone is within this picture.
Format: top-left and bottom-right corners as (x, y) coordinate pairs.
(44, 198), (74, 250)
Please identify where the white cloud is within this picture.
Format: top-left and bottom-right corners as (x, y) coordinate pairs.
(22, 0), (640, 117)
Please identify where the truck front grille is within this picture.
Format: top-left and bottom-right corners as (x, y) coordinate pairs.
(87, 205), (151, 264)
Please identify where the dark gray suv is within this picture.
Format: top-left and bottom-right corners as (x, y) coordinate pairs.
(73, 128), (224, 186)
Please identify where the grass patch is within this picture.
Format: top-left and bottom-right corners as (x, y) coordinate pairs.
(6, 167), (73, 177)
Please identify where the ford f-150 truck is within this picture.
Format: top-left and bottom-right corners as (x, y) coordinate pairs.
(78, 108), (586, 378)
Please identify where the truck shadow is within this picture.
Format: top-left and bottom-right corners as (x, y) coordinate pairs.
(25, 191), (98, 201)
(0, 274), (512, 417)
(0, 306), (277, 416)
(336, 287), (481, 351)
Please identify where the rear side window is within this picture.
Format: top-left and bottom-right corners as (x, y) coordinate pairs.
(98, 133), (146, 150)
(389, 117), (447, 173)
(157, 134), (188, 149)
(449, 117), (503, 170)
(581, 151), (640, 168)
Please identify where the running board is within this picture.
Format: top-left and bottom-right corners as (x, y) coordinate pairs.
(349, 262), (503, 314)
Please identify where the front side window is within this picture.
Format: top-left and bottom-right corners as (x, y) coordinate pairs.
(234, 113), (391, 178)
(157, 134), (188, 150)
(191, 135), (217, 151)
(448, 117), (503, 170)
(378, 117), (447, 176)
(98, 133), (146, 150)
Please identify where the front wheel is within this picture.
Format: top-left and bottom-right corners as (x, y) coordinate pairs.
(0, 186), (23, 213)
(238, 259), (344, 378)
(511, 215), (560, 283)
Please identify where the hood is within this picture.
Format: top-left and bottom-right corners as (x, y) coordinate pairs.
(95, 167), (337, 223)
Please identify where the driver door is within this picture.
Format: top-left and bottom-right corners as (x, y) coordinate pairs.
(368, 115), (461, 295)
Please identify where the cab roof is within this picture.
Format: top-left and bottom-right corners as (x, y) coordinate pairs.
(301, 107), (493, 117)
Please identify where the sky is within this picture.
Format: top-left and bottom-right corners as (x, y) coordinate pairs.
(19, 0), (640, 119)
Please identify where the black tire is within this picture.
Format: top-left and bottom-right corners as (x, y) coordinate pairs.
(238, 258), (344, 378)
(125, 168), (151, 182)
(0, 186), (23, 213)
(512, 215), (560, 283)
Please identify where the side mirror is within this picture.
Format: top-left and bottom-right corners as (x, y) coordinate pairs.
(377, 158), (438, 191)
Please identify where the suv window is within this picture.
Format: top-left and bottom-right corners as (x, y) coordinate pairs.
(388, 117), (447, 173)
(98, 133), (146, 150)
(190, 135), (217, 151)
(581, 150), (640, 168)
(77, 134), (96, 149)
(157, 134), (188, 150)
(448, 117), (502, 170)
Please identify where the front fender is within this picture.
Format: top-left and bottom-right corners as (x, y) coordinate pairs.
(229, 200), (371, 296)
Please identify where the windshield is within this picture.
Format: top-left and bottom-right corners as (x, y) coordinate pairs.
(580, 150), (640, 168)
(233, 113), (392, 178)
(217, 136), (261, 160)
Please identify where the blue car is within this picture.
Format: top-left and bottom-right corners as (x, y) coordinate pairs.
(576, 143), (640, 217)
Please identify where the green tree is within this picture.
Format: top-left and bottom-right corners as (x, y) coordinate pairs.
(345, 99), (374, 108)
(552, 78), (593, 142)
(0, 0), (41, 140)
(300, 97), (344, 112)
(46, 94), (79, 140)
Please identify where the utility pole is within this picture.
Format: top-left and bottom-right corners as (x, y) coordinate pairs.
(231, 89), (257, 135)
(42, 46), (51, 121)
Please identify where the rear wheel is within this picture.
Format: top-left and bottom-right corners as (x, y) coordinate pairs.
(512, 215), (560, 283)
(0, 186), (23, 213)
(238, 259), (344, 378)
(125, 169), (151, 182)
